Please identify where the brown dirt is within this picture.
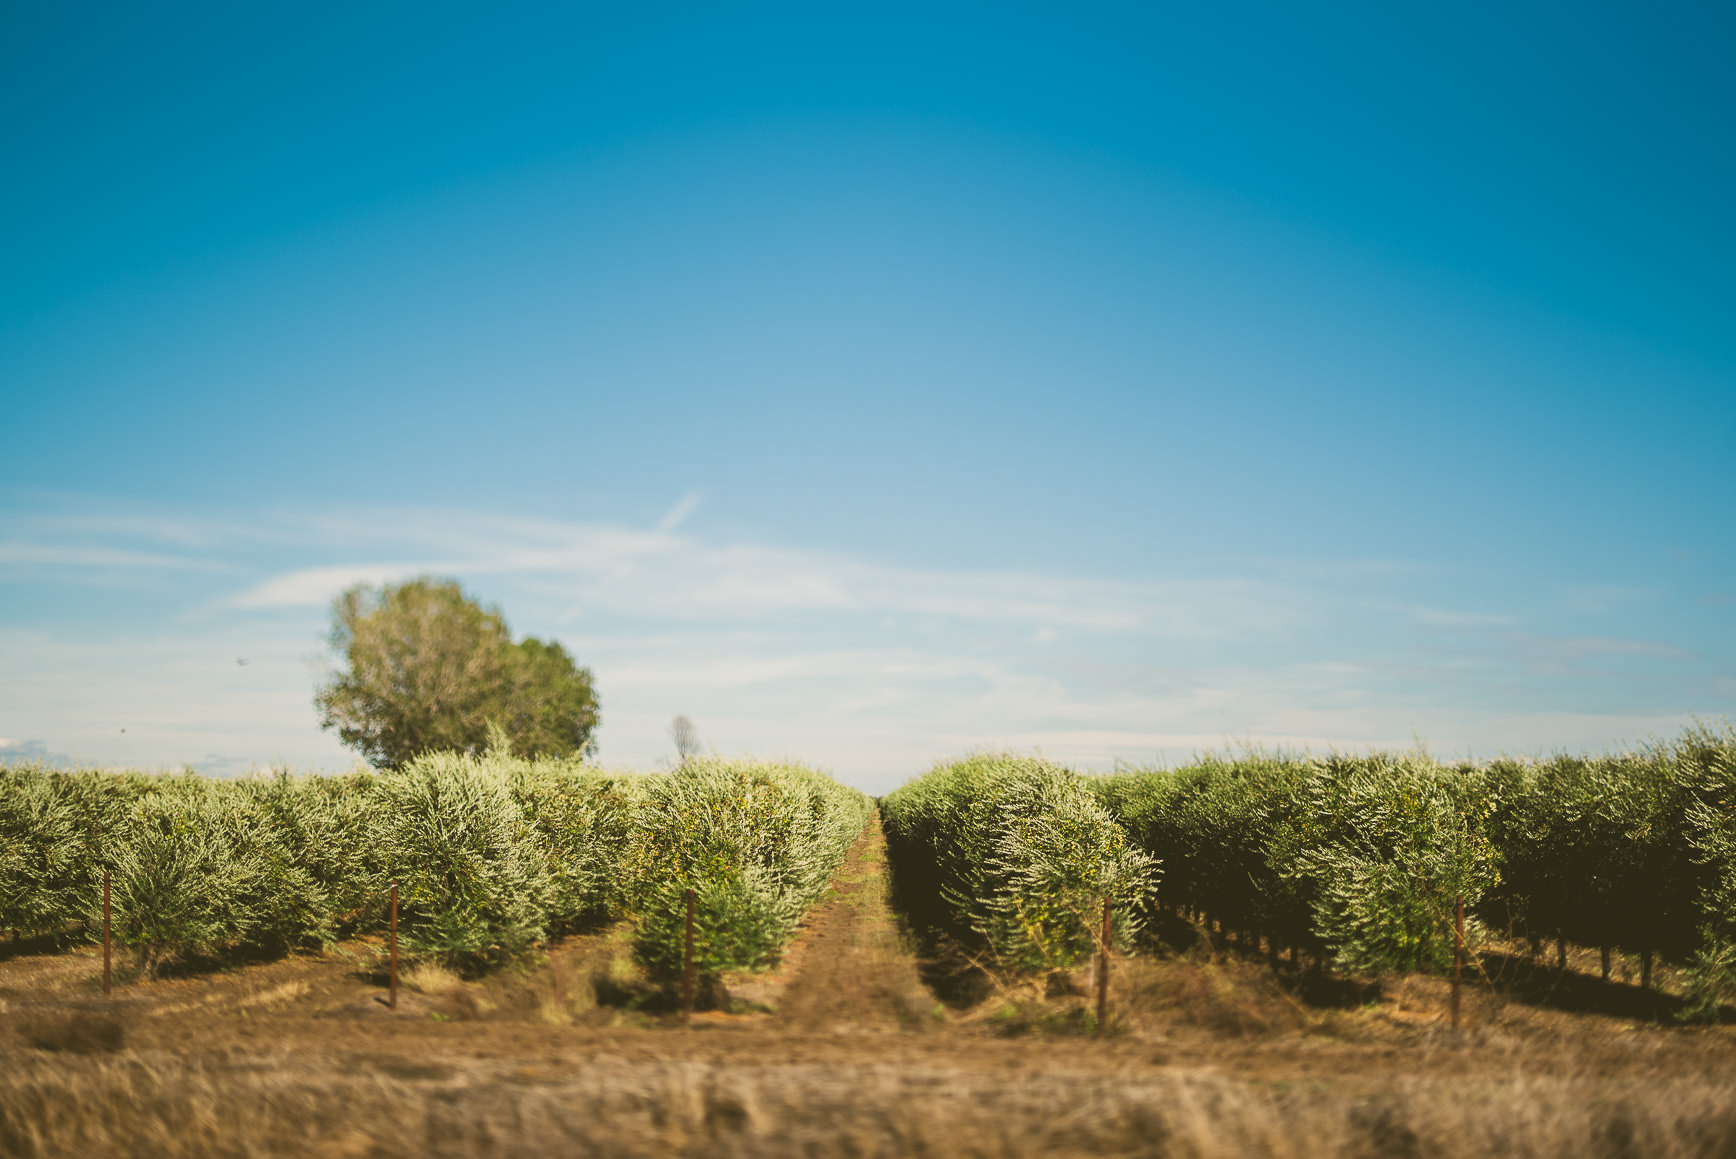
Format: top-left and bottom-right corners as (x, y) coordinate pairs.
(4, 811), (1736, 1157)
(721, 809), (935, 1030)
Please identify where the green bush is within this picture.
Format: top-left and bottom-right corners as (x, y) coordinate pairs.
(623, 758), (871, 980)
(1489, 748), (1699, 965)
(1286, 754), (1500, 973)
(0, 753), (868, 986)
(0, 768), (128, 939)
(1099, 748), (1501, 975)
(508, 764), (635, 934)
(1681, 724), (1736, 1019)
(1099, 727), (1736, 982)
(883, 754), (1159, 975)
(104, 785), (247, 977)
(1096, 751), (1317, 956)
(373, 752), (555, 969)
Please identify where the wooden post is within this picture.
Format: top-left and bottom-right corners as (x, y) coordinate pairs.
(102, 868), (112, 997)
(1096, 897), (1112, 1036)
(682, 887), (697, 1024)
(1641, 948), (1653, 991)
(388, 882), (399, 1011)
(1555, 936), (1566, 971)
(1451, 894), (1464, 1031)
(1600, 946), (1611, 982)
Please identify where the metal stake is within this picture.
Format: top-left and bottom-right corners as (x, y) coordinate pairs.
(388, 881), (399, 1011)
(1451, 894), (1464, 1030)
(102, 868), (112, 997)
(1096, 897), (1112, 1036)
(682, 887), (697, 1024)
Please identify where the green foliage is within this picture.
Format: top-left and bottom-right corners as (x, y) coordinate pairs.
(1678, 939), (1736, 1024)
(0, 754), (867, 986)
(1489, 746), (1699, 961)
(1102, 726), (1736, 981)
(1096, 751), (1316, 955)
(1111, 746), (1506, 971)
(1287, 754), (1500, 973)
(0, 767), (130, 938)
(507, 764), (635, 934)
(373, 753), (554, 969)
(633, 877), (786, 977)
(314, 577), (600, 768)
(1100, 747), (1503, 974)
(1681, 724), (1736, 1020)
(623, 757), (872, 979)
(102, 785), (260, 977)
(882, 754), (1159, 974)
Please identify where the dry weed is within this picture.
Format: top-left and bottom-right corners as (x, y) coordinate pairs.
(3, 1046), (1735, 1158)
(10, 1011), (124, 1056)
(401, 964), (463, 996)
(1119, 955), (1313, 1038)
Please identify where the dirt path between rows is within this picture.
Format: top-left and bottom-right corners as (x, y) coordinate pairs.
(721, 809), (933, 1030)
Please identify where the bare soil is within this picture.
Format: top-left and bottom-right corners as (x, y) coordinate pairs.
(3, 813), (1735, 1157)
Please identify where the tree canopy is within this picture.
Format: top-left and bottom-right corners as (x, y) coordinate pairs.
(314, 577), (599, 767)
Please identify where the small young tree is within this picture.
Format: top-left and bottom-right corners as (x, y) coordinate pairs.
(314, 577), (599, 767)
(670, 715), (702, 765)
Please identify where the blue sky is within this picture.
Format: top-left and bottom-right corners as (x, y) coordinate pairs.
(3, 2), (1732, 791)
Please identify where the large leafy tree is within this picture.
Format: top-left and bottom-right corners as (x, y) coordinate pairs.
(314, 578), (599, 767)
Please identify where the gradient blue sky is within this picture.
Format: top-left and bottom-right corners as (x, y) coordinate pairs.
(3, 1), (1732, 791)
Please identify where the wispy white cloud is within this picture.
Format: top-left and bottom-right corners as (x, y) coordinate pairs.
(1494, 631), (1694, 676)
(653, 491), (704, 534)
(0, 542), (228, 571)
(1565, 585), (1653, 615)
(232, 563), (429, 609)
(1408, 605), (1517, 628)
(222, 508), (1301, 637)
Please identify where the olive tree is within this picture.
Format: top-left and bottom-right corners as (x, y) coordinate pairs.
(314, 577), (599, 767)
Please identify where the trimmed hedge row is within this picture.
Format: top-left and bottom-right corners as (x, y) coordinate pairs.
(1093, 750), (1499, 974)
(0, 754), (869, 980)
(1093, 724), (1736, 1008)
(880, 754), (1159, 974)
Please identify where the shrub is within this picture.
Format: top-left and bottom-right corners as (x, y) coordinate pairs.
(883, 754), (1159, 975)
(1096, 751), (1317, 956)
(1099, 748), (1500, 975)
(103, 784), (249, 977)
(1490, 747), (1699, 965)
(0, 767), (125, 938)
(508, 763), (635, 934)
(1286, 754), (1500, 973)
(0, 755), (869, 986)
(623, 758), (870, 980)
(373, 753), (554, 970)
(1682, 723), (1736, 1019)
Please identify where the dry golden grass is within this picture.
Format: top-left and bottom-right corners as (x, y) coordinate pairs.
(400, 964), (463, 996)
(3, 1044), (1735, 1158)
